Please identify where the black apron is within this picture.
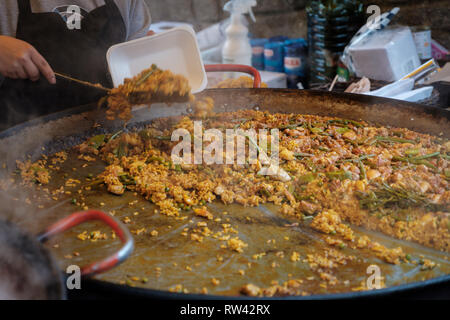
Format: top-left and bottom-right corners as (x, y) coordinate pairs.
(0, 0), (126, 130)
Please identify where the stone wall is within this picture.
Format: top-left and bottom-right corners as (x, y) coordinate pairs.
(145, 0), (450, 49)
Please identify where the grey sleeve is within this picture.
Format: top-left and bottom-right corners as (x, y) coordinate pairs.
(126, 0), (152, 40)
(0, 0), (19, 37)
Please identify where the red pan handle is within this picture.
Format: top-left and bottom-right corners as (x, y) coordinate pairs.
(37, 210), (134, 278)
(205, 64), (262, 88)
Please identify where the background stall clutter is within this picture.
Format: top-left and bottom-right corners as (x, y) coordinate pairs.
(146, 0), (449, 99)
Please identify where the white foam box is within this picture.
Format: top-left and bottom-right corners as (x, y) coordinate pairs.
(107, 26), (207, 93)
(149, 21), (194, 34)
(349, 27), (421, 82)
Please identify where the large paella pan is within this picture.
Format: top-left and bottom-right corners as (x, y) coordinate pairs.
(0, 88), (449, 299)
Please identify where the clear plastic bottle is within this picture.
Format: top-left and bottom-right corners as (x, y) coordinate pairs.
(222, 0), (257, 66)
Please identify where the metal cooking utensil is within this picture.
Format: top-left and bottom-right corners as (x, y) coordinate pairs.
(0, 210), (133, 299)
(2, 59), (448, 299)
(55, 72), (111, 92)
(204, 64), (262, 88)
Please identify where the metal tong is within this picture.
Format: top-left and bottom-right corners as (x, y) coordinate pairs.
(55, 72), (111, 92)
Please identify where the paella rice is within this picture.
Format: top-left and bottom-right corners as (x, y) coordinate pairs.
(70, 109), (450, 253)
(214, 76), (268, 89)
(12, 100), (450, 296)
(105, 64), (194, 122)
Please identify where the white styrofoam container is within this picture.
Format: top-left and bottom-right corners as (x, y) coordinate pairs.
(149, 21), (194, 34)
(349, 27), (421, 82)
(107, 26), (207, 93)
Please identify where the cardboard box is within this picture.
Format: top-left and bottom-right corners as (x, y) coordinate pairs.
(349, 27), (421, 82)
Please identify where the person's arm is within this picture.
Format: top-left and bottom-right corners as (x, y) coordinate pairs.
(127, 0), (152, 40)
(0, 35), (55, 83)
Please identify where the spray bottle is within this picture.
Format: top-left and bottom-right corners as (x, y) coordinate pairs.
(222, 0), (257, 66)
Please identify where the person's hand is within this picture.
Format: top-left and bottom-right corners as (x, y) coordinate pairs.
(147, 30), (156, 36)
(0, 36), (55, 84)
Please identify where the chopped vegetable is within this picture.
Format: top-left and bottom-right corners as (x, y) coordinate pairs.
(375, 136), (416, 144)
(297, 173), (316, 184)
(335, 127), (350, 134)
(135, 64), (158, 86)
(89, 134), (106, 149)
(327, 119), (364, 128)
(294, 152), (314, 159)
(357, 183), (434, 213)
